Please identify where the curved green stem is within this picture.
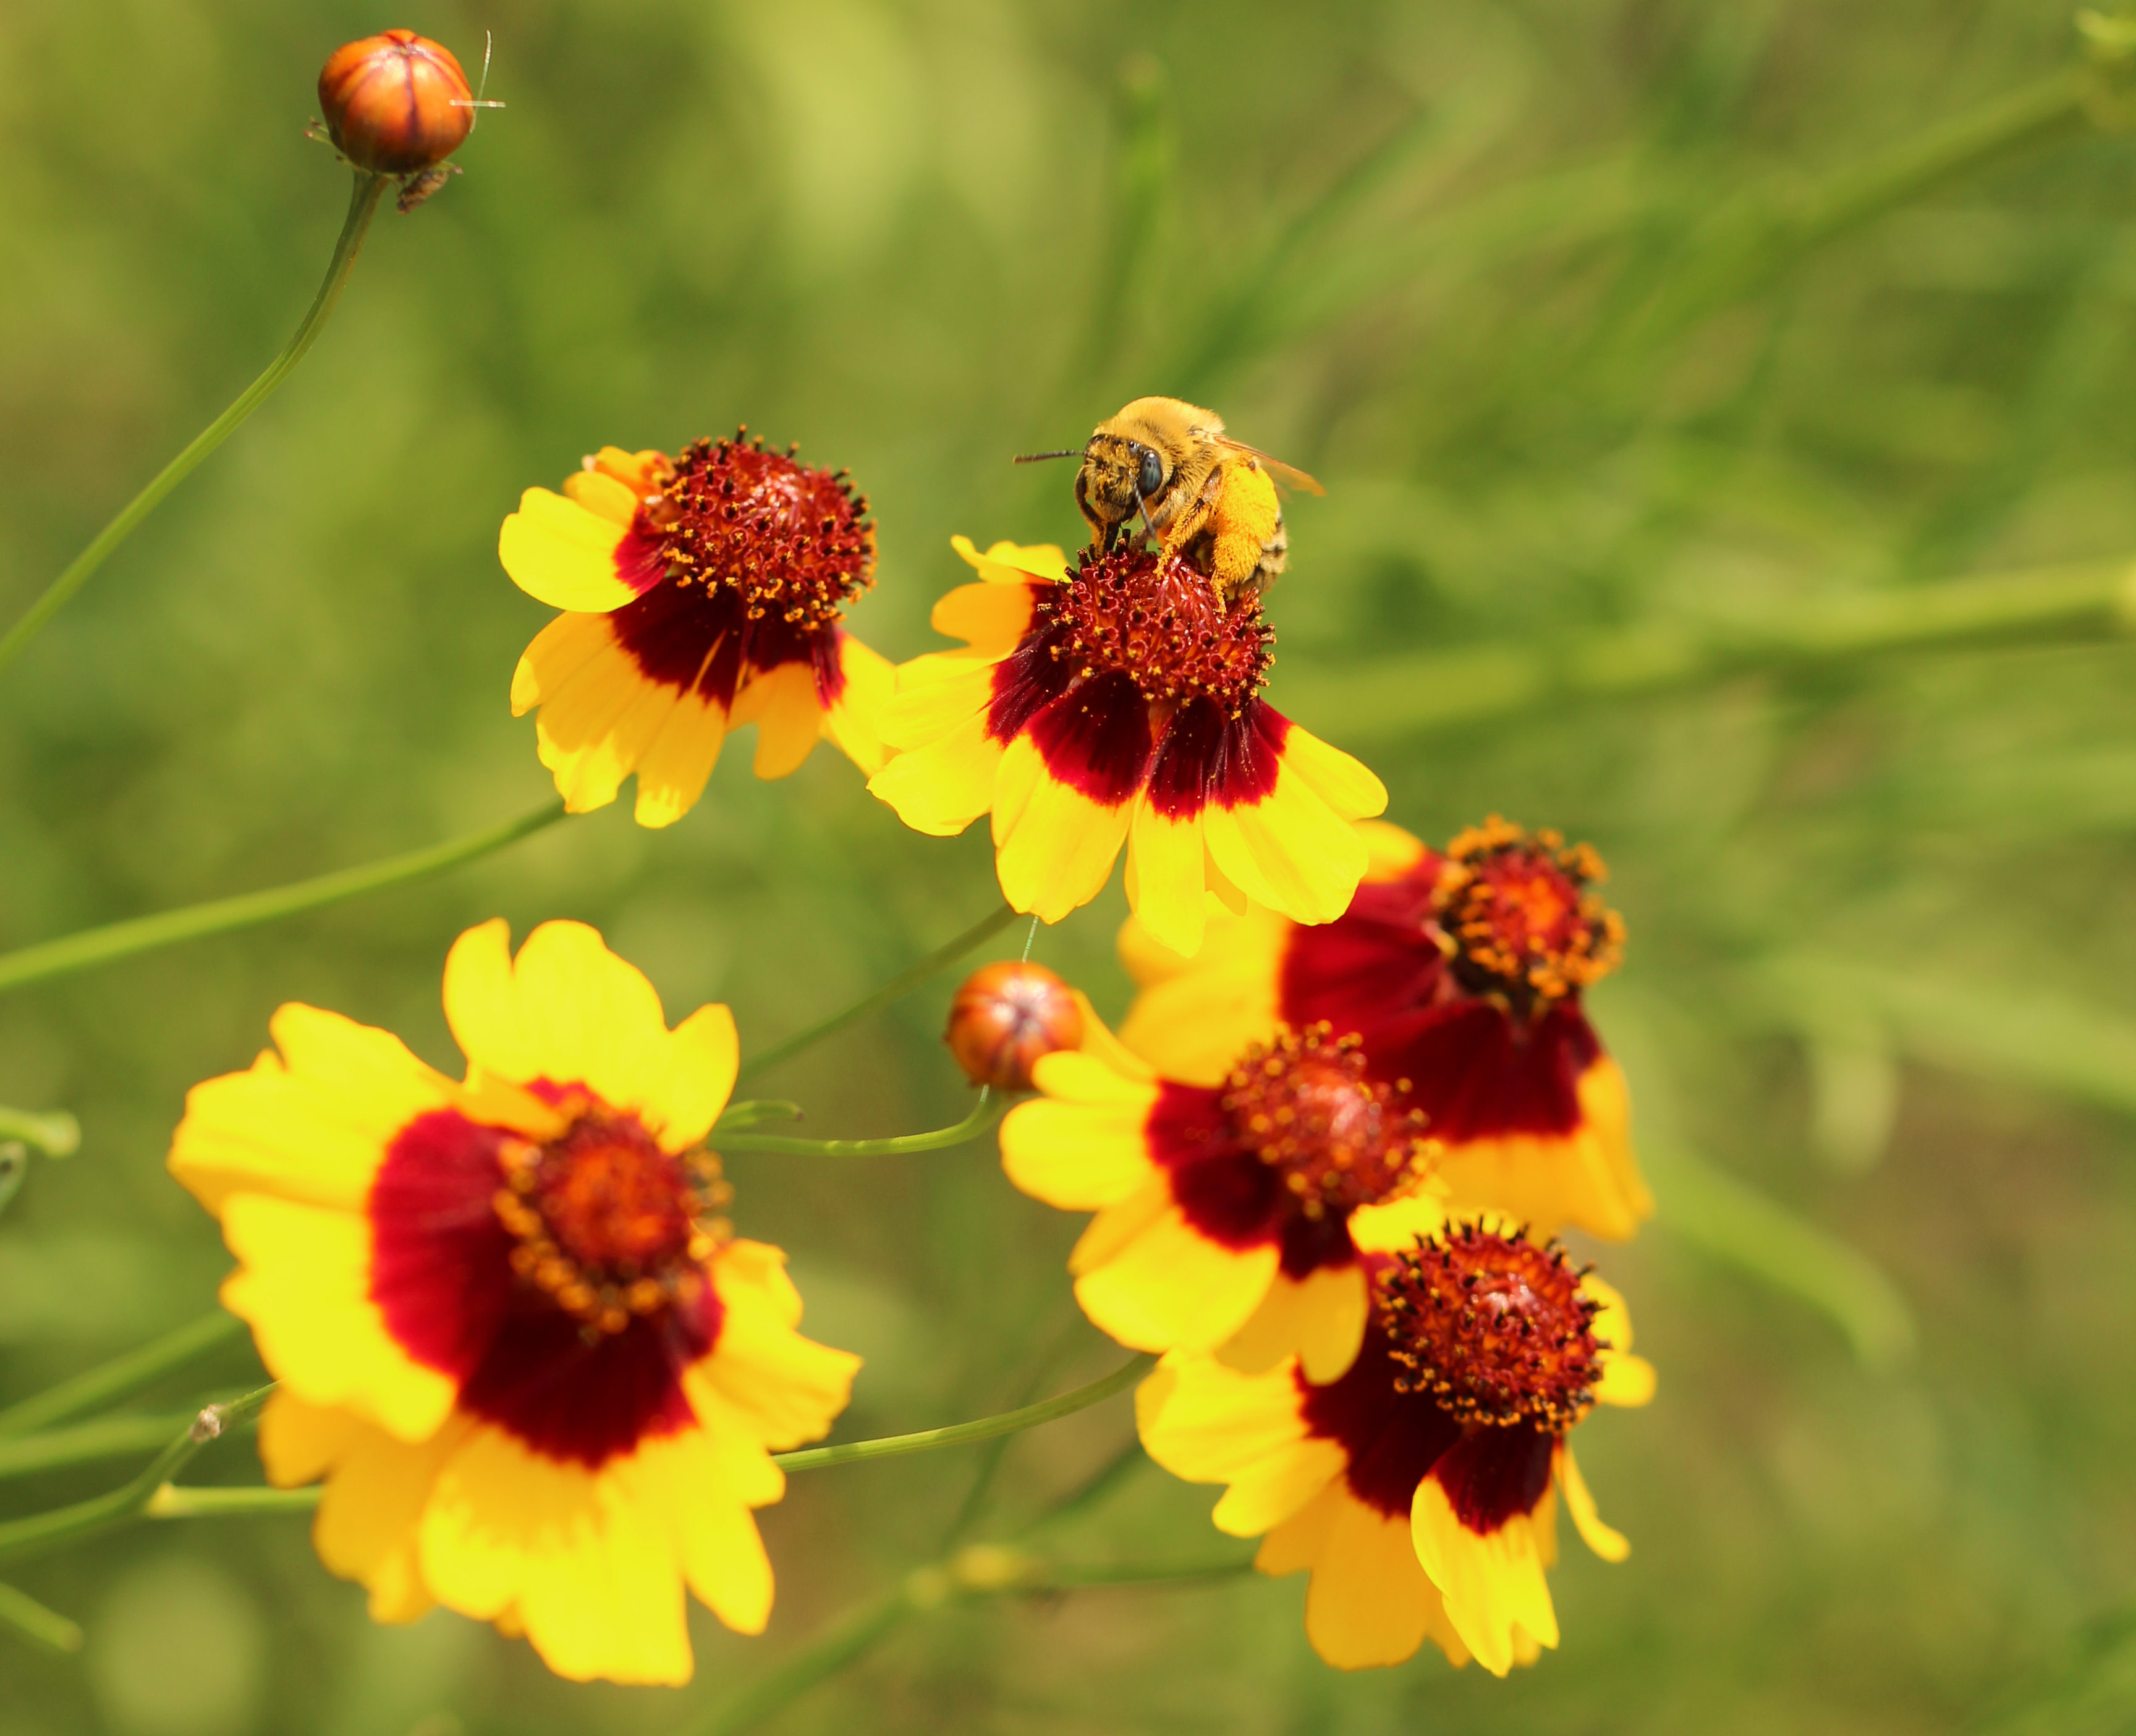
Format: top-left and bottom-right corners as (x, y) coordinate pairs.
(715, 1090), (1002, 1157)
(0, 171), (389, 677)
(735, 902), (1022, 1083)
(0, 799), (567, 997)
(150, 1353), (1155, 1523)
(0, 1311), (242, 1440)
(0, 1386), (270, 1567)
(771, 1353), (1151, 1474)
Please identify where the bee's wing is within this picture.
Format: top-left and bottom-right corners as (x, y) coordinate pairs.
(1212, 437), (1326, 496)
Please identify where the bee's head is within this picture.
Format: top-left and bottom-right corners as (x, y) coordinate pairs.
(1076, 433), (1169, 540)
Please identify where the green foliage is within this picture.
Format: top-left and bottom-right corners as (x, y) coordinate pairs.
(2, 1), (2135, 1731)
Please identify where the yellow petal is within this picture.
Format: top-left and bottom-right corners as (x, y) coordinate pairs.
(561, 467), (640, 528)
(1303, 1487), (1446, 1670)
(630, 690), (729, 828)
(930, 578), (1037, 651)
(993, 739), (1134, 924)
(1410, 1472), (1558, 1677)
(619, 1428), (775, 1634)
(1134, 1352), (1318, 1489)
(1217, 1263), (1368, 1383)
(417, 1424), (693, 1686)
(1202, 767), (1368, 928)
(1274, 721), (1389, 821)
(867, 710), (1002, 837)
(441, 920), (735, 1149)
(167, 1006), (457, 1216)
(532, 649), (685, 816)
(498, 488), (642, 613)
(1125, 802), (1209, 958)
(305, 1402), (467, 1624)
(1348, 1191), (1449, 1256)
(511, 611), (616, 717)
(1071, 1197), (1279, 1355)
(1000, 1093), (1159, 1212)
(1556, 1442), (1629, 1562)
(219, 1193), (457, 1443)
(1114, 907), (1287, 1087)
(1356, 818), (1428, 881)
(1064, 993), (1159, 1082)
(951, 534), (1068, 586)
(730, 660), (824, 781)
(691, 1240), (859, 1453)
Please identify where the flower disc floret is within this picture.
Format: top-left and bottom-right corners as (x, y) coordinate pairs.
(492, 1105), (734, 1337)
(1436, 818), (1624, 1017)
(1380, 1225), (1600, 1431)
(1030, 544), (1272, 714)
(1220, 1025), (1431, 1222)
(635, 433), (875, 632)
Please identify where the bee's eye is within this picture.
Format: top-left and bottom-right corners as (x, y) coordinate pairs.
(1137, 448), (1164, 498)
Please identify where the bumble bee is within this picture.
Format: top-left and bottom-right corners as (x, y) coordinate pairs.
(1018, 396), (1323, 609)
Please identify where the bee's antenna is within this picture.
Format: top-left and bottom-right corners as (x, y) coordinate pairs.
(1130, 477), (1160, 542)
(1012, 449), (1082, 464)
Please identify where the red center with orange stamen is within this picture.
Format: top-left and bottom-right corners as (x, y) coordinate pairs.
(1379, 1224), (1600, 1430)
(493, 1107), (732, 1338)
(1217, 1025), (1433, 1222)
(1035, 544), (1273, 715)
(637, 431), (875, 628)
(1434, 818), (1624, 1018)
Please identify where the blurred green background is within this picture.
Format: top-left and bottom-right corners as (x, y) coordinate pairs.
(6, 1), (2136, 1730)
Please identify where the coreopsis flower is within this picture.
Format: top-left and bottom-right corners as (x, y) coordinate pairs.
(166, 920), (859, 1686)
(1138, 1222), (1655, 1675)
(868, 537), (1387, 957)
(499, 436), (894, 827)
(999, 1017), (1446, 1381)
(1120, 817), (1652, 1241)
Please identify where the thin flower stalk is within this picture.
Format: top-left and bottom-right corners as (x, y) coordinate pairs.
(0, 1311), (242, 1439)
(0, 172), (389, 676)
(0, 800), (567, 997)
(712, 1091), (1002, 1157)
(0, 1415), (199, 1482)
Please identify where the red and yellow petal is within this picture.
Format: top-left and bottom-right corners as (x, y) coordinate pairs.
(821, 633), (896, 775)
(1069, 1178), (1281, 1355)
(441, 920), (737, 1151)
(729, 659), (824, 781)
(1116, 904), (1289, 1087)
(1137, 1352), (1346, 1536)
(1435, 1057), (1652, 1242)
(219, 1192), (459, 1442)
(499, 488), (645, 614)
(991, 736), (1136, 923)
(1410, 1471), (1559, 1677)
(684, 1240), (860, 1457)
(167, 1004), (460, 1216)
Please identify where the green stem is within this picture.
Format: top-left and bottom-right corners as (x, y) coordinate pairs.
(147, 1483), (316, 1520)
(0, 1107), (77, 1158)
(0, 1415), (198, 1481)
(714, 1090), (1001, 1157)
(0, 1581), (83, 1653)
(0, 1386), (270, 1567)
(771, 1354), (1152, 1475)
(0, 799), (568, 997)
(0, 1311), (242, 1440)
(151, 1353), (1156, 1520)
(1278, 556), (2136, 746)
(734, 902), (1022, 1083)
(0, 172), (389, 677)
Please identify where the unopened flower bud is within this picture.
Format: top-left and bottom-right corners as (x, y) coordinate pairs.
(318, 30), (474, 176)
(946, 961), (1084, 1092)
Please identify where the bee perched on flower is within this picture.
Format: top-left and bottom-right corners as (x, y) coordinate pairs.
(868, 536), (1387, 957)
(1121, 817), (1653, 1241)
(499, 434), (894, 827)
(999, 1012), (1446, 1381)
(166, 920), (860, 1685)
(1138, 1222), (1655, 1675)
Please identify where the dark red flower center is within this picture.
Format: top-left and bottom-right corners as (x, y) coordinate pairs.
(1219, 1025), (1433, 1222)
(637, 431), (873, 631)
(491, 1104), (732, 1339)
(1435, 818), (1624, 1018)
(1032, 544), (1271, 716)
(1379, 1224), (1600, 1431)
